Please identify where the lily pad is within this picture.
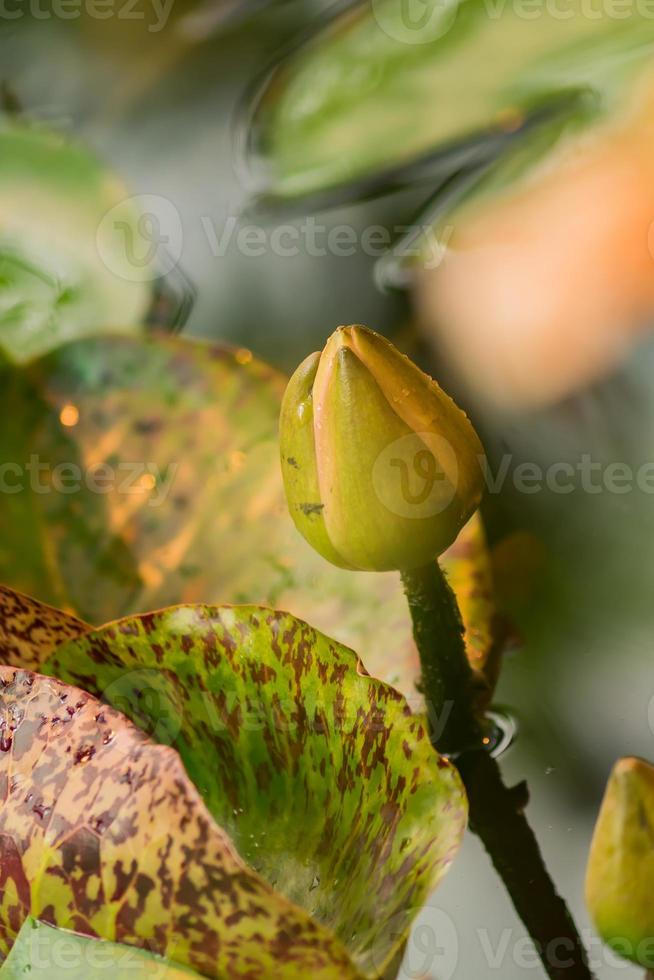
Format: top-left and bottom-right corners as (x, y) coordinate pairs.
(1, 918), (202, 978)
(0, 585), (89, 671)
(0, 122), (152, 364)
(0, 332), (499, 702)
(0, 606), (467, 977)
(0, 666), (363, 978)
(43, 604), (467, 976)
(245, 0), (654, 205)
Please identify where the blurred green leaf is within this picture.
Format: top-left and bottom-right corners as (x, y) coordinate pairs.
(44, 604), (467, 976)
(247, 0), (654, 203)
(381, 106), (595, 283)
(0, 333), (500, 702)
(1, 919), (201, 979)
(0, 123), (152, 364)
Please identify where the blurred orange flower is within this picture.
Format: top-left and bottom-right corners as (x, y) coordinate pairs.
(417, 74), (654, 408)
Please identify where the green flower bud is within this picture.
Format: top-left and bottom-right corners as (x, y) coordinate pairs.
(280, 325), (484, 572)
(586, 757), (654, 968)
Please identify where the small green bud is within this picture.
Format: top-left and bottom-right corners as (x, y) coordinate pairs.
(280, 325), (484, 572)
(586, 757), (654, 968)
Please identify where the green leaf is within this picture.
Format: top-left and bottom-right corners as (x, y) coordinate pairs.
(0, 333), (500, 701)
(1, 918), (201, 978)
(246, 0), (654, 203)
(0, 666), (363, 979)
(0, 122), (152, 364)
(381, 106), (596, 283)
(0, 584), (89, 671)
(43, 605), (467, 977)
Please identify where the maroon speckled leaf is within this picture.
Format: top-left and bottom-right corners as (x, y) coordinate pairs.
(0, 584), (89, 671)
(43, 604), (468, 977)
(0, 666), (363, 979)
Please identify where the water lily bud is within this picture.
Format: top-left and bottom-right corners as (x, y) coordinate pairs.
(586, 757), (654, 968)
(280, 325), (484, 572)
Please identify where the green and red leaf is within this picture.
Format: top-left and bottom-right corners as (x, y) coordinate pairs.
(0, 585), (89, 670)
(0, 666), (363, 978)
(43, 604), (467, 977)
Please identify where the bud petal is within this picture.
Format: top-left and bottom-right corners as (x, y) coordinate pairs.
(280, 325), (484, 572)
(586, 756), (654, 967)
(279, 351), (352, 568)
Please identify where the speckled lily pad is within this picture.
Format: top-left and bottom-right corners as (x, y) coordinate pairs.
(44, 605), (467, 977)
(0, 584), (89, 671)
(0, 604), (467, 977)
(0, 667), (362, 978)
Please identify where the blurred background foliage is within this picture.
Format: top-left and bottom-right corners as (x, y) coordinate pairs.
(3, 4), (654, 977)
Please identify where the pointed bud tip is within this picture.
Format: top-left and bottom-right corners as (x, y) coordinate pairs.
(613, 755), (652, 777)
(609, 756), (654, 798)
(324, 324), (373, 356)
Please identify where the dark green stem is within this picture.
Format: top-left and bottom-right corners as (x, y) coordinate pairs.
(401, 561), (595, 980)
(401, 562), (481, 755)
